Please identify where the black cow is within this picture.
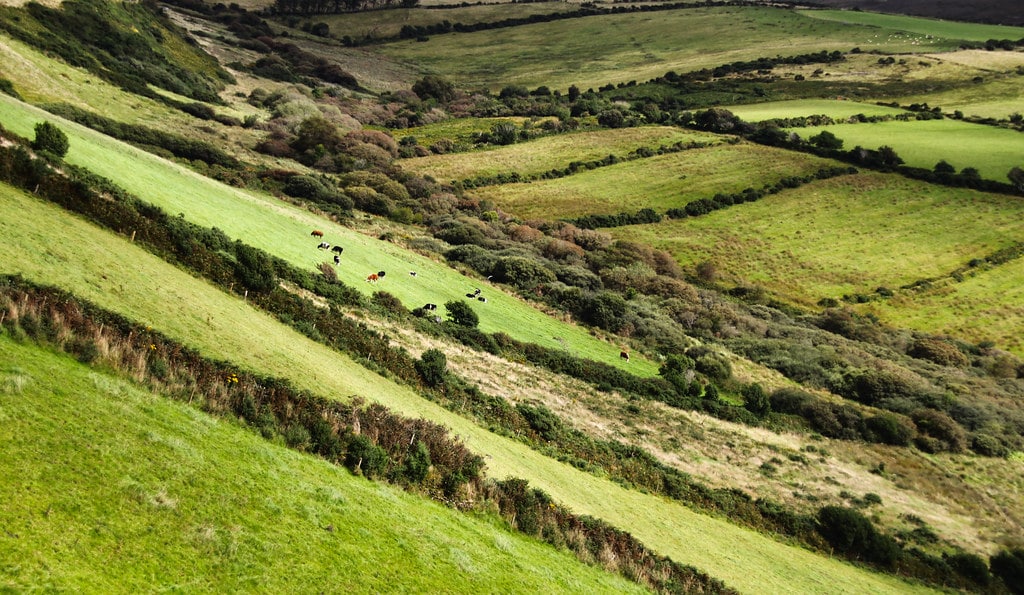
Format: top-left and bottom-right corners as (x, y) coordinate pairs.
(333, 255), (340, 264)
(477, 296), (487, 303)
(317, 242), (330, 250)
(377, 271), (386, 278)
(332, 246), (344, 254)
(409, 271), (417, 277)
(465, 293), (476, 298)
(423, 303), (437, 311)
(473, 288), (481, 295)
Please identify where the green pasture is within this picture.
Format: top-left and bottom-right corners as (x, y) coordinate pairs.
(798, 9), (1024, 43)
(310, 3), (574, 41)
(0, 337), (646, 593)
(0, 93), (655, 375)
(470, 142), (834, 220)
(888, 54), (1024, 121)
(612, 172), (1024, 354)
(725, 99), (907, 122)
(863, 256), (1024, 354)
(374, 6), (964, 91)
(0, 183), (935, 594)
(791, 119), (1024, 182)
(401, 126), (718, 183)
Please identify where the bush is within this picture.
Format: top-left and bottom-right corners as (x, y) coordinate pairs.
(945, 552), (991, 587)
(445, 300), (479, 328)
(817, 506), (898, 566)
(516, 403), (563, 441)
(864, 412), (916, 446)
(415, 348), (447, 387)
(345, 434), (389, 479)
(742, 383), (770, 417)
(908, 338), (969, 367)
(911, 409), (967, 453)
(233, 241), (277, 292)
(32, 121), (69, 159)
(991, 548), (1024, 594)
(493, 256), (556, 290)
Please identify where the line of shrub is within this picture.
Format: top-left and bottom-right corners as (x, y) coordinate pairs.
(0, 130), (1005, 590)
(0, 276), (732, 595)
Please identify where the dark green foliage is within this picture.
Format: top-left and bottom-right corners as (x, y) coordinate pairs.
(945, 552), (991, 588)
(516, 403), (563, 441)
(492, 256), (556, 290)
(578, 291), (627, 331)
(0, 77), (21, 99)
(809, 130), (843, 150)
(991, 548), (1024, 594)
(402, 441), (432, 483)
(345, 434), (390, 479)
(444, 300), (478, 328)
(908, 337), (969, 367)
(911, 409), (967, 453)
(32, 121), (69, 159)
(741, 383), (770, 417)
(971, 433), (1009, 457)
(689, 348), (732, 383)
(817, 506), (898, 566)
(415, 348), (447, 387)
(864, 413), (916, 446)
(412, 75), (456, 103)
(233, 241), (277, 293)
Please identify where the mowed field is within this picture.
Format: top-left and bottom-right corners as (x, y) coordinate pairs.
(0, 183), (933, 594)
(374, 6), (965, 91)
(0, 93), (657, 376)
(0, 337), (645, 593)
(464, 141), (836, 220)
(797, 9), (1024, 42)
(612, 172), (1024, 354)
(401, 126), (719, 183)
(791, 119), (1024, 181)
(891, 50), (1024, 120)
(725, 99), (907, 122)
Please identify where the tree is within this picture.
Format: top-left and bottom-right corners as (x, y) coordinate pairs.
(489, 121), (519, 145)
(32, 121), (69, 159)
(445, 300), (478, 328)
(1008, 166), (1024, 192)
(934, 160), (956, 174)
(809, 130), (843, 151)
(412, 75), (455, 103)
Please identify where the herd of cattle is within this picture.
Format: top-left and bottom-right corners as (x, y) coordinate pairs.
(311, 229), (488, 314)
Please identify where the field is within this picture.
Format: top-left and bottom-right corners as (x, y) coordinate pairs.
(725, 99), (907, 122)
(0, 183), (932, 594)
(791, 119), (1024, 181)
(464, 141), (835, 220)
(401, 126), (718, 183)
(797, 9), (1024, 42)
(612, 172), (1024, 353)
(0, 93), (658, 376)
(375, 6), (964, 91)
(0, 336), (646, 593)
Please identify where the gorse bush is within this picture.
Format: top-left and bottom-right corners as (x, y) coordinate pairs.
(32, 121), (69, 159)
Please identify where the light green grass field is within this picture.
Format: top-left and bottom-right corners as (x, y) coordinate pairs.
(798, 9), (1024, 42)
(392, 116), (540, 148)
(469, 142), (834, 220)
(401, 126), (718, 183)
(375, 6), (964, 91)
(791, 119), (1024, 181)
(0, 181), (935, 594)
(612, 172), (1024, 354)
(725, 99), (907, 122)
(0, 93), (656, 376)
(0, 336), (647, 593)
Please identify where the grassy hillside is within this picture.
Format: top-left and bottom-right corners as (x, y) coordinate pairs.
(612, 172), (1024, 353)
(0, 336), (647, 593)
(726, 99), (907, 121)
(464, 142), (835, 219)
(374, 6), (963, 91)
(0, 93), (658, 376)
(0, 181), (935, 594)
(797, 9), (1024, 41)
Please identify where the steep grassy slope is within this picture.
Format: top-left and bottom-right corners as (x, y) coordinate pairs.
(797, 9), (1024, 40)
(0, 93), (658, 376)
(0, 183), (934, 594)
(0, 336), (646, 593)
(725, 99), (907, 121)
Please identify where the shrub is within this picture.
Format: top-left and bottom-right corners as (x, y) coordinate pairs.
(233, 241), (277, 292)
(908, 338), (969, 367)
(402, 441), (432, 484)
(945, 552), (991, 587)
(971, 433), (1009, 457)
(415, 348), (447, 387)
(32, 121), (69, 159)
(864, 412), (916, 446)
(345, 434), (389, 479)
(445, 300), (479, 328)
(817, 506), (898, 566)
(493, 256), (556, 290)
(742, 383), (770, 417)
(991, 548), (1024, 594)
(911, 409), (967, 453)
(516, 403), (563, 441)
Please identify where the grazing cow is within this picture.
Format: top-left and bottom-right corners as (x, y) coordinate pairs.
(311, 230), (324, 238)
(473, 288), (481, 295)
(333, 254), (340, 264)
(409, 271), (417, 277)
(332, 246), (344, 254)
(377, 271), (386, 278)
(620, 351), (630, 361)
(317, 242), (330, 250)
(465, 292), (476, 298)
(367, 273), (379, 283)
(477, 296), (487, 303)
(423, 303), (437, 311)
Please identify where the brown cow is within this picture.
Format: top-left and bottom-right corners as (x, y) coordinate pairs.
(311, 230), (324, 238)
(366, 273), (379, 283)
